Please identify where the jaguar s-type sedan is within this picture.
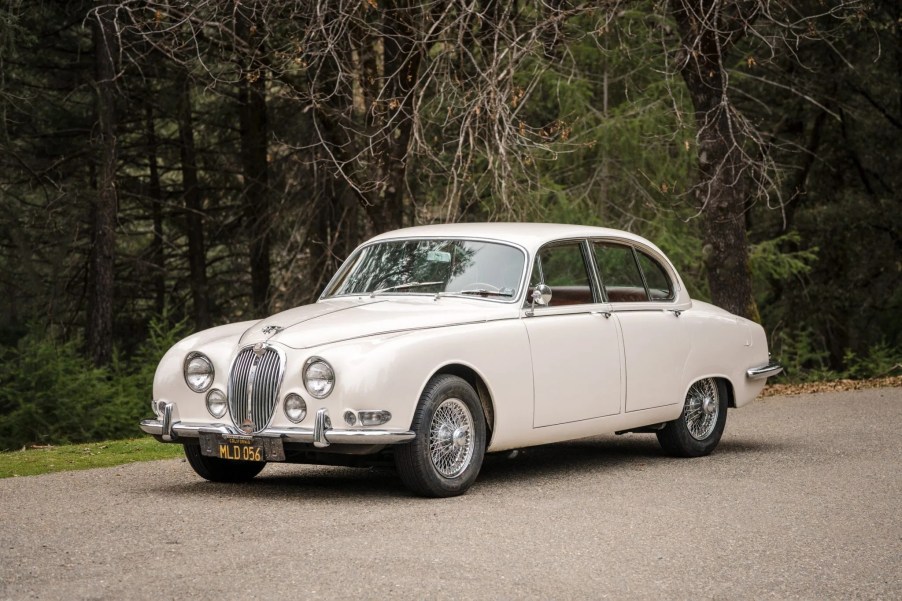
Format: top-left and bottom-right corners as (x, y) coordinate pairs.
(141, 223), (781, 497)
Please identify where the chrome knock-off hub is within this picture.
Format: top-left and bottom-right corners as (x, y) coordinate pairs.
(452, 427), (468, 448)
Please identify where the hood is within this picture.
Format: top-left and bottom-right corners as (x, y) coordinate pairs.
(239, 297), (517, 349)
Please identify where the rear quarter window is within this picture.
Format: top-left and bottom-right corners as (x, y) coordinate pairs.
(636, 251), (674, 301)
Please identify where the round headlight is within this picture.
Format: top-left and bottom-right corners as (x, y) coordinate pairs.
(303, 358), (334, 399)
(184, 352), (214, 392)
(206, 389), (227, 419)
(284, 394), (307, 423)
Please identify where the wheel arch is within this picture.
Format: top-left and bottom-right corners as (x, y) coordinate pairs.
(683, 374), (737, 408)
(720, 377), (737, 408)
(431, 363), (495, 442)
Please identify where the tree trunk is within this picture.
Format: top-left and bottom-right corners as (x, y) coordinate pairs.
(145, 102), (166, 316)
(670, 0), (759, 321)
(177, 73), (211, 329)
(308, 181), (359, 299)
(341, 7), (422, 236)
(377, 8), (422, 233)
(236, 2), (271, 316)
(87, 2), (118, 365)
(307, 106), (363, 299)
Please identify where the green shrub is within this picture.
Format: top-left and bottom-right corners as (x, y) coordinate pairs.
(839, 342), (902, 380)
(772, 326), (836, 382)
(0, 315), (187, 450)
(773, 326), (902, 383)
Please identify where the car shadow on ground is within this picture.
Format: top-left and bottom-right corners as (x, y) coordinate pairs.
(157, 465), (407, 502)
(150, 434), (786, 501)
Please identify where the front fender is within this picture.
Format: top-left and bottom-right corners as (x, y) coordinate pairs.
(302, 319), (534, 450)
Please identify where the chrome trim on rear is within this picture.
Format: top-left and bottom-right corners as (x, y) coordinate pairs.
(746, 360), (783, 380)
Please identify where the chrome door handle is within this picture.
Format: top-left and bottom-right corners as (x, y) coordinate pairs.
(591, 311), (612, 319)
(668, 309), (682, 317)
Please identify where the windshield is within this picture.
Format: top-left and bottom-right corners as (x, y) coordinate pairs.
(323, 239), (526, 300)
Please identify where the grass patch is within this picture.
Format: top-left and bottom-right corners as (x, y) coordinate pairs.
(0, 437), (182, 478)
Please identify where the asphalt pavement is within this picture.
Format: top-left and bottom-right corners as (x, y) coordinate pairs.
(1, 387), (899, 600)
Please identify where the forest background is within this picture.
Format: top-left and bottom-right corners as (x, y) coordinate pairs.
(0, 1), (899, 450)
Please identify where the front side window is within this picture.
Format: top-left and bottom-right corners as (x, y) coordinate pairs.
(323, 239), (525, 300)
(529, 242), (595, 307)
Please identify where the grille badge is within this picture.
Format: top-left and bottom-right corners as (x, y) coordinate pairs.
(253, 342), (266, 357)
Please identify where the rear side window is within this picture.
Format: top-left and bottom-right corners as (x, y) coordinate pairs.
(636, 252), (674, 301)
(593, 242), (648, 303)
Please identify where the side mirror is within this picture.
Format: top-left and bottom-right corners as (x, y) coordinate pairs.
(531, 284), (552, 308)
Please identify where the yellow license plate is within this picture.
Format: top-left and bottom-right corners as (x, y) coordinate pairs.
(217, 436), (264, 462)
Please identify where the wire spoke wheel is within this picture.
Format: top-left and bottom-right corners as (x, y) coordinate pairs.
(428, 398), (474, 478)
(395, 374), (486, 497)
(657, 377), (727, 458)
(683, 378), (720, 440)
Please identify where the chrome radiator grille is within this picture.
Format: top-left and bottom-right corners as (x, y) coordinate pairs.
(228, 345), (284, 433)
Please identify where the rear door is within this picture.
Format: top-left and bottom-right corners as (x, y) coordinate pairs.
(592, 241), (688, 412)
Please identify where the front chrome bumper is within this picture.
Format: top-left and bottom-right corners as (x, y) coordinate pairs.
(139, 402), (415, 448)
(746, 359), (784, 380)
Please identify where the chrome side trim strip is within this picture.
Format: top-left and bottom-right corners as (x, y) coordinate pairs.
(746, 360), (783, 380)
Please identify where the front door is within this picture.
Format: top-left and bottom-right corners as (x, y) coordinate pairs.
(524, 241), (623, 427)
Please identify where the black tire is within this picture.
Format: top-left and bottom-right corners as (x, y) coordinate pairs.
(183, 444), (266, 482)
(657, 378), (728, 458)
(395, 374), (487, 498)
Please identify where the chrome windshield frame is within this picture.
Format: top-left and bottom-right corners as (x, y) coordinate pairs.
(319, 236), (530, 305)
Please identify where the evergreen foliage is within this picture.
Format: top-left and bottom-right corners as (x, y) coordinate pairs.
(0, 1), (898, 446)
(0, 316), (187, 450)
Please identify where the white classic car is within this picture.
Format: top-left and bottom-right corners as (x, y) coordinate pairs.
(141, 223), (782, 497)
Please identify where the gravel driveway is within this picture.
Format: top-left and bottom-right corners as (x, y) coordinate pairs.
(1, 387), (899, 600)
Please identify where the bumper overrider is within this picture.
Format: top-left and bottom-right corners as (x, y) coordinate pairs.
(140, 402), (416, 451)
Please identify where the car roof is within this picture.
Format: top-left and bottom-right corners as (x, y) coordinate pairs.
(370, 222), (656, 253)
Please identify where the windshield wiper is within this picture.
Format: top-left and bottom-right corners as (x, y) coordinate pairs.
(370, 281), (444, 297)
(456, 288), (514, 298)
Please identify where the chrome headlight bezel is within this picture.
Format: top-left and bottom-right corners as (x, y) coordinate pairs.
(184, 352), (214, 393)
(303, 357), (335, 399)
(283, 393), (307, 423)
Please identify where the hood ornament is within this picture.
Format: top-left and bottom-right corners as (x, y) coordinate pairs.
(262, 325), (283, 336)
